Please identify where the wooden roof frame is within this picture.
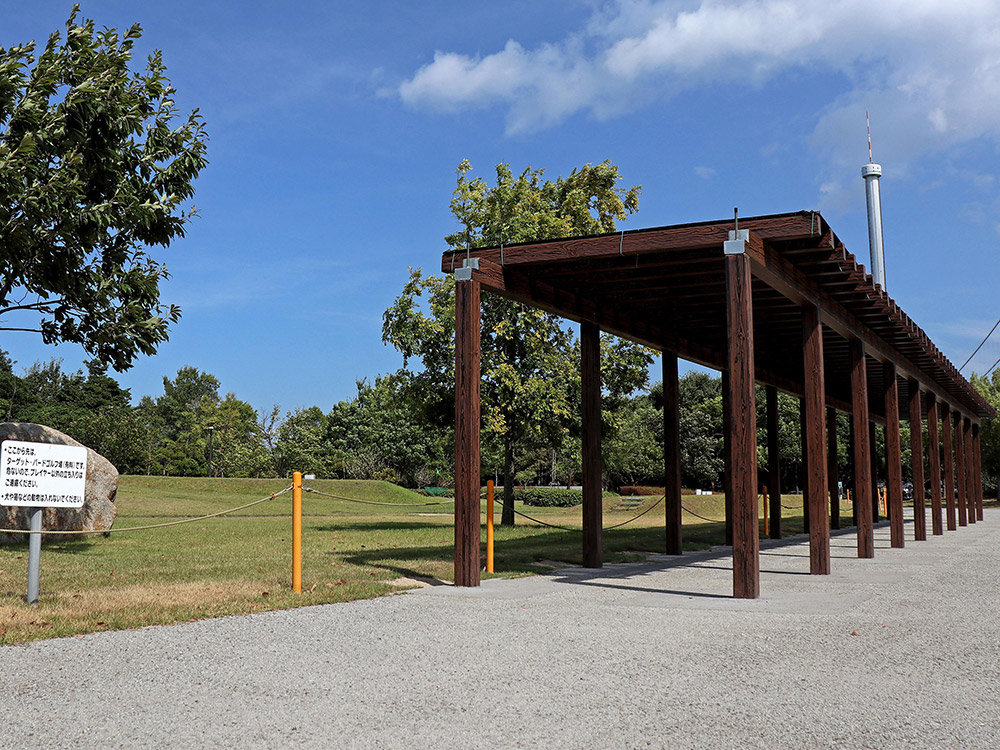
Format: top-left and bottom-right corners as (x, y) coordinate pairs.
(441, 210), (993, 420)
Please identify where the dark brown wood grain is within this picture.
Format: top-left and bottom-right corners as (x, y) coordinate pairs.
(973, 424), (985, 521)
(955, 412), (968, 527)
(766, 384), (782, 539)
(964, 419), (976, 525)
(581, 321), (603, 568)
(800, 397), (810, 534)
(850, 340), (874, 557)
(942, 403), (957, 531)
(726, 253), (760, 599)
(883, 362), (904, 548)
(663, 351), (683, 555)
(802, 304), (830, 574)
(722, 370), (733, 547)
(908, 380), (926, 541)
(453, 279), (481, 586)
(926, 395), (943, 536)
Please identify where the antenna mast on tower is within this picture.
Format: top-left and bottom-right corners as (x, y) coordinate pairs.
(862, 111), (886, 290)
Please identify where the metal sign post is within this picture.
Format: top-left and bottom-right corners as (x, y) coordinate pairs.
(0, 440), (88, 604)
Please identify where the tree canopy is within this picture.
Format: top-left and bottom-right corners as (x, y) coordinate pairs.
(0, 6), (207, 370)
(383, 160), (654, 524)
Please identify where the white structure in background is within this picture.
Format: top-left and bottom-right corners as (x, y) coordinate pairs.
(862, 111), (886, 290)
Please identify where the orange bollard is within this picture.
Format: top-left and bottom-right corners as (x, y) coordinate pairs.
(486, 480), (495, 573)
(292, 471), (302, 593)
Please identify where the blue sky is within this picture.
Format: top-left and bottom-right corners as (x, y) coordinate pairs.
(3, 1), (999, 416)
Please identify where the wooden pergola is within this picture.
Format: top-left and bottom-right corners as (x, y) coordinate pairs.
(442, 211), (994, 598)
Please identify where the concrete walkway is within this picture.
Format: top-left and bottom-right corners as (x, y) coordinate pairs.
(1, 511), (997, 749)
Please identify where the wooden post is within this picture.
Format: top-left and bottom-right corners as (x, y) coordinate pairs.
(800, 398), (810, 534)
(973, 423), (984, 521)
(926, 394), (943, 536)
(955, 411), (967, 527)
(908, 381), (926, 541)
(869, 421), (880, 523)
(827, 406), (840, 531)
(766, 384), (782, 539)
(964, 418), (976, 525)
(884, 362), (904, 548)
(581, 320), (603, 568)
(941, 403), (956, 531)
(725, 234), (759, 599)
(803, 304), (829, 574)
(848, 418), (858, 527)
(850, 340), (874, 557)
(454, 276), (481, 586)
(663, 350), (683, 555)
(722, 370), (733, 546)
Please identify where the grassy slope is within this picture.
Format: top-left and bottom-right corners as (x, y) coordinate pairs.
(0, 476), (817, 644)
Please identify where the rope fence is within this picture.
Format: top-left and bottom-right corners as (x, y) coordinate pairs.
(0, 486), (293, 536)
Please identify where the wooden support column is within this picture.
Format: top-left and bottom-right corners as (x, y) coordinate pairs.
(663, 350), (682, 555)
(955, 411), (967, 527)
(926, 394), (943, 536)
(800, 398), (810, 533)
(828, 407), (840, 530)
(454, 276), (481, 587)
(581, 321), (603, 568)
(908, 381), (926, 541)
(870, 421), (880, 523)
(766, 384), (782, 539)
(973, 423), (984, 521)
(850, 340), (874, 557)
(803, 304), (830, 574)
(849, 418), (858, 527)
(942, 403), (957, 531)
(884, 362), (904, 549)
(725, 232), (759, 599)
(722, 370), (733, 546)
(964, 418), (976, 525)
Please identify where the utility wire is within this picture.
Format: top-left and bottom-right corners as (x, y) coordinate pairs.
(958, 316), (1000, 372)
(983, 352), (1000, 379)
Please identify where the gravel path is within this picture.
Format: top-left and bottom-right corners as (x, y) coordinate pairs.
(1, 510), (997, 749)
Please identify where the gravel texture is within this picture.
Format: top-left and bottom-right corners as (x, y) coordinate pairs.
(0, 510), (997, 749)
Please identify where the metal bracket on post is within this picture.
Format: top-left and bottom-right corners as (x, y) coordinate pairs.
(454, 257), (479, 281)
(724, 229), (749, 255)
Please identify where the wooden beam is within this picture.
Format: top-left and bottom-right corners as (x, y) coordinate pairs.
(927, 394), (943, 535)
(870, 421), (880, 524)
(850, 340), (874, 557)
(884, 362), (904, 548)
(454, 278), (481, 587)
(800, 398), (810, 534)
(908, 380), (926, 541)
(973, 423), (984, 521)
(726, 244), (760, 599)
(964, 419), (976, 525)
(663, 351), (683, 555)
(722, 370), (733, 547)
(827, 406), (840, 531)
(955, 411), (968, 527)
(803, 304), (830, 574)
(766, 384), (782, 539)
(581, 321), (603, 568)
(942, 403), (957, 531)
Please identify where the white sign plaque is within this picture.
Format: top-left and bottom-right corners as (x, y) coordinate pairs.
(0, 440), (88, 508)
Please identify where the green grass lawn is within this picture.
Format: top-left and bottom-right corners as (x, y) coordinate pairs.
(0, 475), (862, 644)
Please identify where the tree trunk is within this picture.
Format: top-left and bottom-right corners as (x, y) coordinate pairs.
(502, 433), (515, 526)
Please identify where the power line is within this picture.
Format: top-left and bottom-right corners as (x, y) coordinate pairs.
(983, 353), (1000, 379)
(959, 316), (1000, 372)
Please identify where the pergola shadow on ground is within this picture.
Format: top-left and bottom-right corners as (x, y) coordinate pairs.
(545, 519), (901, 600)
(446, 212), (994, 598)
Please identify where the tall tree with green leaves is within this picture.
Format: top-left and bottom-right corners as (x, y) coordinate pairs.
(383, 160), (654, 524)
(0, 6), (207, 371)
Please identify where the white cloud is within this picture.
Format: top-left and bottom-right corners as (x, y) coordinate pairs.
(694, 165), (716, 179)
(398, 0), (1000, 175)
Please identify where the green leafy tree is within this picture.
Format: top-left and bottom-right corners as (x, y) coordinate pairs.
(971, 370), (1000, 496)
(0, 6), (207, 370)
(383, 160), (653, 524)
